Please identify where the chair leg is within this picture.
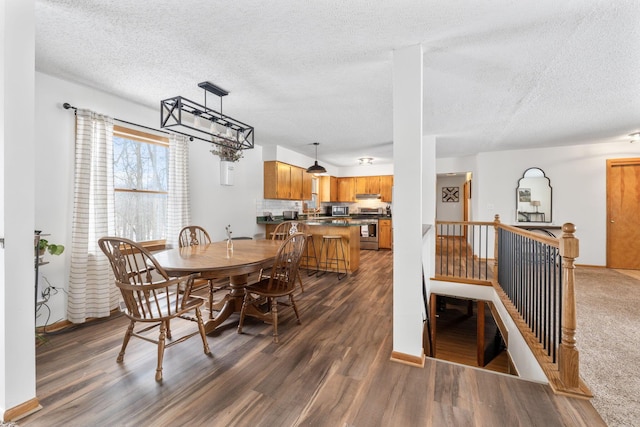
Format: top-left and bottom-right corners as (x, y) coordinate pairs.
(165, 320), (172, 339)
(297, 271), (305, 293)
(195, 307), (211, 355)
(271, 297), (279, 343)
(117, 320), (135, 363)
(290, 294), (301, 325)
(156, 322), (167, 382)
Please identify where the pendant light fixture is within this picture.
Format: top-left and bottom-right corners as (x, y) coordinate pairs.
(306, 142), (327, 174)
(160, 81), (254, 151)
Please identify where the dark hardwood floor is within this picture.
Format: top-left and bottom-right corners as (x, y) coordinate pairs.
(21, 250), (604, 426)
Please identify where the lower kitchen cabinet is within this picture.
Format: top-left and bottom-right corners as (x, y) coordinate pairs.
(379, 218), (392, 249)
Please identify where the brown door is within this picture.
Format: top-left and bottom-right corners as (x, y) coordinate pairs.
(607, 158), (640, 269)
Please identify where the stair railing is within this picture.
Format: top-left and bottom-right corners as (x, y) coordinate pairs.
(434, 215), (590, 397)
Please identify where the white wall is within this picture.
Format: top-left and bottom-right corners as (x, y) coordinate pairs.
(436, 175), (466, 222)
(340, 163), (393, 177)
(189, 142), (265, 241)
(437, 142), (640, 266)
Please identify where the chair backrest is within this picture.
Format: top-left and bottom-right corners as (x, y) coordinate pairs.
(179, 225), (212, 247)
(98, 237), (193, 320)
(265, 232), (307, 293)
(271, 221), (308, 240)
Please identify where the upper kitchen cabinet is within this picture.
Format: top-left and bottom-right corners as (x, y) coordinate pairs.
(319, 175), (338, 202)
(380, 175), (393, 202)
(356, 176), (381, 195)
(264, 161), (311, 200)
(337, 177), (356, 202)
(302, 169), (312, 200)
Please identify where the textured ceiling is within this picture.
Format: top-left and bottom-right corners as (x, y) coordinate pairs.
(35, 1), (640, 167)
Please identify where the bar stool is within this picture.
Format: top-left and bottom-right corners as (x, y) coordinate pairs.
(301, 233), (319, 276)
(318, 235), (347, 280)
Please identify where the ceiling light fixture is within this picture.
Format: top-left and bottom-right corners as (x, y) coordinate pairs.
(630, 132), (640, 143)
(160, 81), (254, 151)
(358, 157), (373, 166)
(306, 142), (327, 174)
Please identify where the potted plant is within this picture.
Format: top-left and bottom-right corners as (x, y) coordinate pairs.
(38, 238), (65, 257)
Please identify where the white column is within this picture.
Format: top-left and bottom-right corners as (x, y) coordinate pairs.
(1, 0), (38, 420)
(392, 44), (424, 362)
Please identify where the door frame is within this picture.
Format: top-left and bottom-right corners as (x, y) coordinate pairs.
(606, 157), (640, 268)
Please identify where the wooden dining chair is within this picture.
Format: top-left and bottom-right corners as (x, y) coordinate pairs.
(178, 225), (228, 317)
(178, 225), (212, 247)
(98, 237), (211, 381)
(238, 232), (308, 343)
(267, 221), (307, 292)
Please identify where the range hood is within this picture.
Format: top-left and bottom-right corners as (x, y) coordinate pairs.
(356, 193), (381, 200)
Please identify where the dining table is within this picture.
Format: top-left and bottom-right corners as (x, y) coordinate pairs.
(153, 239), (282, 334)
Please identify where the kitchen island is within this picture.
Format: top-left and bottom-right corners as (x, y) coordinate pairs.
(261, 218), (364, 273)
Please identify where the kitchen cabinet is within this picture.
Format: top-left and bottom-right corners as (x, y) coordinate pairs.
(302, 169), (312, 200)
(340, 175), (393, 202)
(319, 175), (338, 202)
(379, 218), (392, 249)
(264, 161), (312, 200)
(356, 176), (381, 195)
(337, 177), (356, 202)
(290, 165), (303, 199)
(380, 175), (393, 202)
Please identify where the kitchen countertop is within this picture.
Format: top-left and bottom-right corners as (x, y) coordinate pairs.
(257, 215), (390, 226)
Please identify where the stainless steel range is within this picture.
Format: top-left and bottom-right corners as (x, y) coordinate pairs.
(354, 207), (383, 250)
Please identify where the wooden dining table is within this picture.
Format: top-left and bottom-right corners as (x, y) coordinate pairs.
(153, 239), (282, 334)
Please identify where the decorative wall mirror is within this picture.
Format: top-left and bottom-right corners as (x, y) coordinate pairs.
(516, 167), (552, 223)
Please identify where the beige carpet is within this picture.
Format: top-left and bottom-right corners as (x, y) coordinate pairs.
(575, 267), (640, 427)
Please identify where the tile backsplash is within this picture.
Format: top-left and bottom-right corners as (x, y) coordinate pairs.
(256, 199), (303, 216)
(256, 199), (391, 216)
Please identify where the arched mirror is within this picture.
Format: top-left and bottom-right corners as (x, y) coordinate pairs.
(516, 167), (552, 223)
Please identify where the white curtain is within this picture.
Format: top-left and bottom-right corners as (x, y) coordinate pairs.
(67, 110), (119, 323)
(166, 133), (191, 248)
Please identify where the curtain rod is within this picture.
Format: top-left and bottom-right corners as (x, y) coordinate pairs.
(63, 102), (175, 137)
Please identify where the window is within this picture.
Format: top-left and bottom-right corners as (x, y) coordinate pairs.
(113, 125), (169, 244)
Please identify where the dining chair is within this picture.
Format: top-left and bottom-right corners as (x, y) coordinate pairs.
(178, 225), (229, 317)
(98, 237), (211, 381)
(237, 232), (308, 343)
(178, 225), (212, 247)
(267, 221), (308, 292)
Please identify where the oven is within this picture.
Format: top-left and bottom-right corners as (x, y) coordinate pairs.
(355, 207), (383, 250)
(359, 219), (379, 250)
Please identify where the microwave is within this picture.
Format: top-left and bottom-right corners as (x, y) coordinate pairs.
(330, 206), (349, 217)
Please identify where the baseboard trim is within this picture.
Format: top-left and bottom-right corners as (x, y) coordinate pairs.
(3, 397), (41, 421)
(36, 308), (122, 334)
(390, 351), (425, 368)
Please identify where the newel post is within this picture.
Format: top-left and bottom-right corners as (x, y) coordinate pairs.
(492, 215), (501, 285)
(558, 223), (580, 388)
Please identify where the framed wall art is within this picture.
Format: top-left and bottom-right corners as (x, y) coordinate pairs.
(442, 186), (460, 203)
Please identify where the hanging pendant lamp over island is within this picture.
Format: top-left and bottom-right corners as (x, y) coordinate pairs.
(306, 142), (327, 174)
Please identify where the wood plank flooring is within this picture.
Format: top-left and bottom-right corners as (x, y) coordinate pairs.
(433, 297), (511, 374)
(21, 250), (604, 427)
